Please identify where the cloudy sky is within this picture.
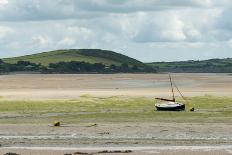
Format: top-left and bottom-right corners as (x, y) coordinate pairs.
(0, 0), (232, 62)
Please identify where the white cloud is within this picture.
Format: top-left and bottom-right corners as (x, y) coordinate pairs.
(0, 0), (8, 5)
(0, 0), (229, 21)
(32, 35), (53, 48)
(66, 26), (94, 40)
(227, 39), (232, 48)
(0, 0), (232, 61)
(58, 37), (75, 46)
(161, 14), (186, 41)
(0, 26), (13, 39)
(132, 12), (188, 42)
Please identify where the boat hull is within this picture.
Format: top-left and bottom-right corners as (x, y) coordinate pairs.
(155, 103), (185, 111)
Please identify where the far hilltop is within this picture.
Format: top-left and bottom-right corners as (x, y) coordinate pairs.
(1, 49), (232, 73)
(1, 49), (155, 73)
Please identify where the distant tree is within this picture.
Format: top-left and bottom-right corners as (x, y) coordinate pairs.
(109, 64), (117, 71)
(144, 66), (157, 73)
(17, 61), (33, 66)
(132, 65), (139, 71)
(93, 63), (105, 71)
(48, 61), (106, 73)
(121, 63), (129, 72)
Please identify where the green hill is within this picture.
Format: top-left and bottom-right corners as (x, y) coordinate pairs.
(1, 49), (232, 73)
(147, 58), (232, 73)
(3, 49), (145, 67)
(1, 49), (155, 73)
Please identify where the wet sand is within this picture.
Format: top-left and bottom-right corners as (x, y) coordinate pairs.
(0, 123), (232, 147)
(1, 146), (232, 155)
(0, 73), (231, 100)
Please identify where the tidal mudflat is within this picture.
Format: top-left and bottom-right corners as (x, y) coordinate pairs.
(0, 73), (231, 100)
(0, 73), (231, 154)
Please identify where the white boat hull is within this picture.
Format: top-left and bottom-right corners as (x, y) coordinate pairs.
(155, 102), (185, 111)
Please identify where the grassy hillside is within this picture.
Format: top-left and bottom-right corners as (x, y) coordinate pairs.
(1, 49), (155, 73)
(4, 49), (231, 73)
(147, 58), (232, 73)
(3, 49), (145, 67)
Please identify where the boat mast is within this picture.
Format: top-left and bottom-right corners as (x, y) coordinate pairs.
(155, 74), (176, 102)
(169, 74), (175, 102)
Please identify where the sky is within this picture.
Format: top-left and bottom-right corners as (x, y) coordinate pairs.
(0, 0), (232, 62)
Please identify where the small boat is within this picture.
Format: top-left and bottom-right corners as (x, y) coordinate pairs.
(155, 74), (185, 111)
(155, 102), (185, 111)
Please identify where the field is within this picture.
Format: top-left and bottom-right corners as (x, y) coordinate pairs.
(0, 73), (232, 154)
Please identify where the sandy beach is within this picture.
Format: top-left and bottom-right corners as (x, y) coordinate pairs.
(0, 73), (231, 100)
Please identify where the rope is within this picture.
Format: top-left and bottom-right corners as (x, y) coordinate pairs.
(173, 81), (195, 109)
(173, 81), (187, 101)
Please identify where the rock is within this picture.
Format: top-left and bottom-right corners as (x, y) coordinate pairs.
(53, 121), (61, 126)
(189, 107), (195, 112)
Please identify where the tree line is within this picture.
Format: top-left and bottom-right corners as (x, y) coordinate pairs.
(149, 59), (232, 73)
(0, 60), (156, 74)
